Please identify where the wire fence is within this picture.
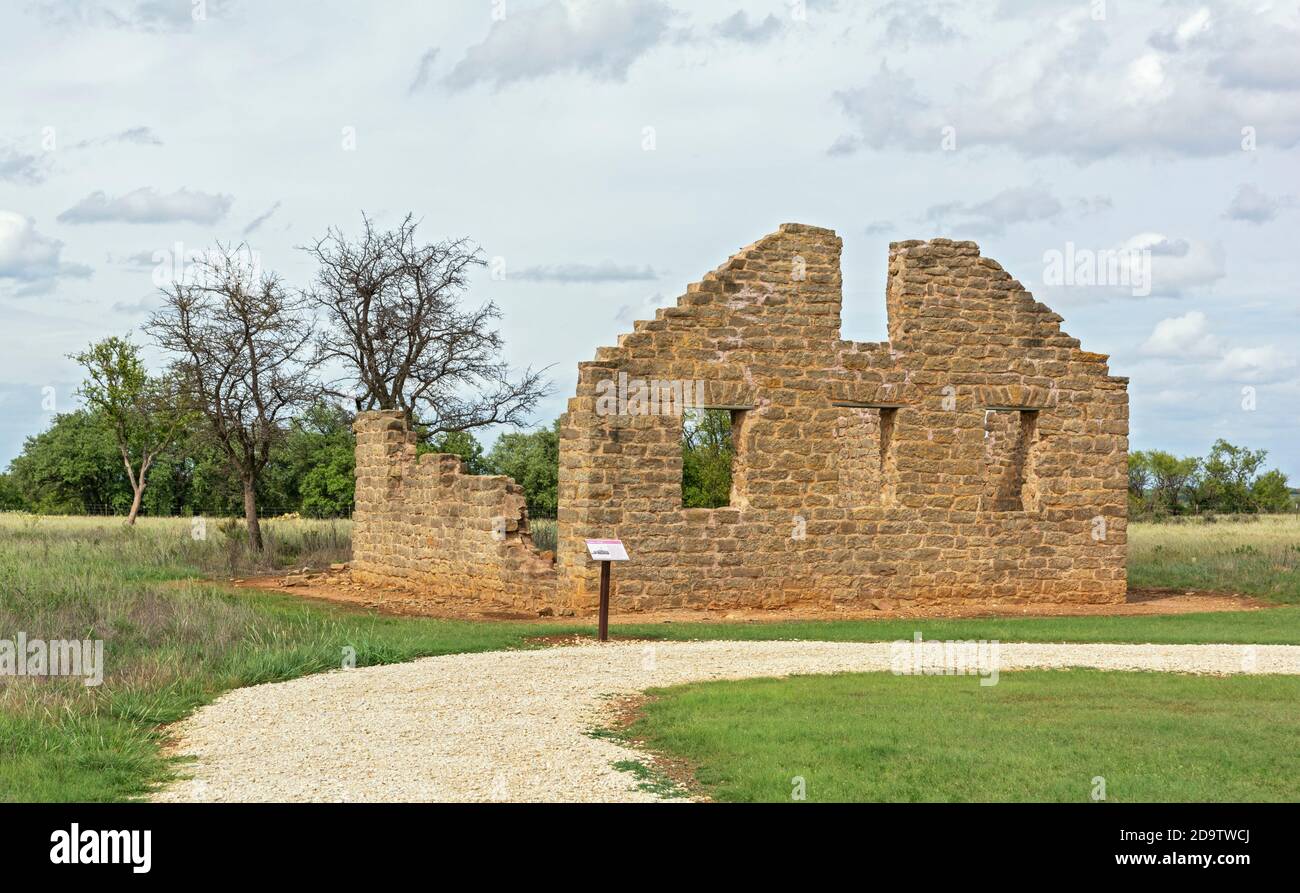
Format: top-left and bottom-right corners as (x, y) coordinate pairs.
(27, 505), (354, 520)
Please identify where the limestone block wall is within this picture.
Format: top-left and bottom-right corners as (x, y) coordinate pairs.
(350, 223), (1127, 616)
(351, 410), (557, 612)
(554, 224), (1128, 612)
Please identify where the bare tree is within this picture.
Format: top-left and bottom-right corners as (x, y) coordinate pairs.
(302, 214), (549, 434)
(147, 245), (317, 550)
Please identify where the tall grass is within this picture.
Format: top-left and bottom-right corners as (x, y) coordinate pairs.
(0, 513), (352, 579)
(529, 518), (557, 553)
(0, 514), (548, 801)
(1129, 515), (1300, 604)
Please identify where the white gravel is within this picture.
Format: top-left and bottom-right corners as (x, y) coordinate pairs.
(152, 640), (1300, 803)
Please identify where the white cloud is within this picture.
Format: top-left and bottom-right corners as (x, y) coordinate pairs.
(0, 144), (49, 184)
(0, 211), (92, 293)
(1177, 7), (1213, 43)
(1139, 311), (1295, 384)
(1039, 232), (1224, 304)
(70, 126), (163, 149)
(445, 0), (675, 90)
(1149, 7), (1213, 52)
(830, 62), (933, 154)
(1125, 53), (1172, 103)
(925, 183), (1065, 235)
(1141, 310), (1220, 358)
(1211, 345), (1296, 383)
(873, 0), (961, 47)
(514, 262), (657, 283)
(110, 295), (157, 315)
(242, 200), (282, 236)
(831, 5), (1300, 159)
(1203, 10), (1300, 91)
(1224, 184), (1292, 224)
(57, 187), (232, 224)
(115, 250), (158, 267)
(407, 47), (439, 94)
(615, 291), (672, 323)
(30, 0), (233, 31)
(712, 12), (782, 44)
(1127, 233), (1225, 297)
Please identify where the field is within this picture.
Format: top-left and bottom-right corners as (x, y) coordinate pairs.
(1129, 514), (1300, 603)
(0, 512), (1297, 802)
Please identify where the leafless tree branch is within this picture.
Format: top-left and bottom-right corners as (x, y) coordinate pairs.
(146, 243), (319, 549)
(302, 214), (550, 435)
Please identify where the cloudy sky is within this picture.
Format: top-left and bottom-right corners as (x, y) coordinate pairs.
(1, 0), (1297, 476)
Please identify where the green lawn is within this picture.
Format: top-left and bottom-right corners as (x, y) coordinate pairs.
(1, 513), (1297, 802)
(621, 671), (1300, 802)
(617, 608), (1300, 645)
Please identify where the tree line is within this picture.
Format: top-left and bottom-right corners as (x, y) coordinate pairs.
(0, 399), (736, 522)
(0, 402), (562, 522)
(7, 389), (1291, 527)
(1128, 440), (1295, 518)
(0, 214), (550, 549)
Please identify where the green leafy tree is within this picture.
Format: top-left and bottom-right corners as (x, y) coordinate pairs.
(299, 447), (355, 518)
(0, 472), (26, 510)
(1128, 452), (1152, 498)
(144, 418), (244, 515)
(422, 429), (490, 474)
(1144, 450), (1200, 516)
(682, 408), (734, 509)
(486, 422), (559, 518)
(1128, 451), (1153, 516)
(7, 410), (129, 513)
(70, 336), (190, 524)
(4, 404), (363, 519)
(1196, 439), (1273, 514)
(1251, 469), (1293, 514)
(261, 402), (356, 517)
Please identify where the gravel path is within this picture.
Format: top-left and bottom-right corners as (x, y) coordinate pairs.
(153, 640), (1300, 803)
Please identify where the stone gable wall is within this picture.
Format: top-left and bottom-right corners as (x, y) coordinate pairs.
(555, 224), (1127, 612)
(352, 223), (1128, 615)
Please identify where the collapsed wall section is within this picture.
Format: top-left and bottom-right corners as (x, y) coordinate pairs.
(351, 410), (557, 612)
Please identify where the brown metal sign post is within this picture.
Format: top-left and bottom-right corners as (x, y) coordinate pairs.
(598, 560), (611, 642)
(585, 539), (629, 643)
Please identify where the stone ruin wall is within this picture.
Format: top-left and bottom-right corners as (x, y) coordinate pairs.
(555, 224), (1128, 612)
(352, 223), (1129, 616)
(352, 410), (558, 612)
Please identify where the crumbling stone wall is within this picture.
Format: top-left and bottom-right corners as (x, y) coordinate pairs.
(352, 224), (1128, 615)
(352, 410), (557, 612)
(555, 224), (1128, 612)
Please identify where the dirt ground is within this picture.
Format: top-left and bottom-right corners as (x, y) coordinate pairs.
(231, 565), (1270, 623)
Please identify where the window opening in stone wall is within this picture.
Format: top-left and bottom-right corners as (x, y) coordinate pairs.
(682, 407), (738, 508)
(833, 403), (899, 507)
(879, 407), (898, 506)
(984, 408), (1039, 511)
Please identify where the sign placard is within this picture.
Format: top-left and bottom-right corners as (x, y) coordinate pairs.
(585, 539), (629, 561)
